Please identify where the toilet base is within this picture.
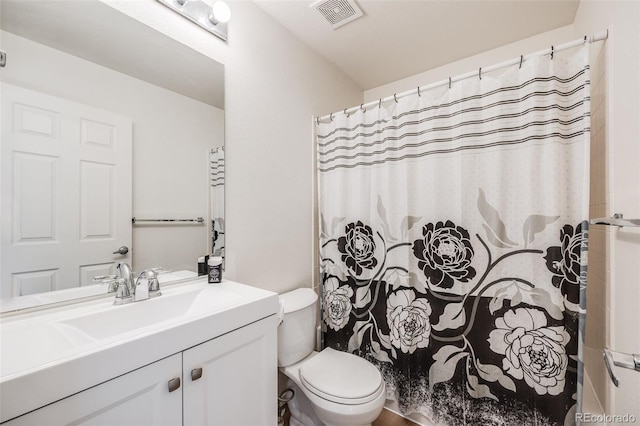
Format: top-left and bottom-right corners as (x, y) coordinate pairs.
(284, 378), (382, 426)
(285, 380), (322, 426)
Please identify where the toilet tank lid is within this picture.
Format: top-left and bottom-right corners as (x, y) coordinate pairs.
(279, 288), (317, 313)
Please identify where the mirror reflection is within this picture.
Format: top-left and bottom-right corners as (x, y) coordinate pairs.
(0, 0), (224, 307)
(209, 147), (225, 258)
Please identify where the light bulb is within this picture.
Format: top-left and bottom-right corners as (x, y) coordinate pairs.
(209, 1), (231, 25)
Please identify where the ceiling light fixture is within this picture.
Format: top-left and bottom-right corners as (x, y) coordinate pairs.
(208, 0), (231, 24)
(156, 0), (230, 41)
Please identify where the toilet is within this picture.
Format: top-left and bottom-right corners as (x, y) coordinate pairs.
(278, 288), (386, 426)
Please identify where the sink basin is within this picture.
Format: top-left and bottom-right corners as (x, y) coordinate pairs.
(57, 285), (243, 341)
(0, 280), (259, 380)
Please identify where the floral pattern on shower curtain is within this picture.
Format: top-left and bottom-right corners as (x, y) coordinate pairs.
(317, 47), (589, 426)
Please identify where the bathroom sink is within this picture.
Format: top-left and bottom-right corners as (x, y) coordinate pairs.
(56, 285), (243, 341)
(0, 280), (274, 380)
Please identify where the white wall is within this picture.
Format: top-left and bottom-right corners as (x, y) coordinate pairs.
(223, 1), (364, 293)
(106, 0), (363, 293)
(364, 26), (575, 102)
(573, 0), (640, 419)
(582, 34), (609, 418)
(0, 30), (224, 274)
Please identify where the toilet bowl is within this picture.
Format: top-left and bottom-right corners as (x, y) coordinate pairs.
(281, 349), (386, 426)
(278, 288), (386, 426)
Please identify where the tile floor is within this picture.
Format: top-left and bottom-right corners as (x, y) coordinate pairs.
(283, 407), (420, 425)
(373, 408), (421, 426)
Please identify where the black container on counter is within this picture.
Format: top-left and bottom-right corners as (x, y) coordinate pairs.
(208, 256), (222, 283)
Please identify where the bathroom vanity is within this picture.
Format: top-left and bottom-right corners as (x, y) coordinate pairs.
(0, 279), (278, 425)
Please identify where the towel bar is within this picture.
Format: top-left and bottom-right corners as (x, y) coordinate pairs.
(132, 217), (205, 224)
(604, 348), (640, 387)
(589, 213), (640, 227)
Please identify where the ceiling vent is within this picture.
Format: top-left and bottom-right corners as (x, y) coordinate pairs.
(311, 0), (364, 30)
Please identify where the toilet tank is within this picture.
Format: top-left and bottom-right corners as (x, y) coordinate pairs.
(278, 288), (318, 367)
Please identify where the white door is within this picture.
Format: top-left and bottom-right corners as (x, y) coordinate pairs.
(0, 83), (132, 297)
(183, 316), (278, 426)
(3, 353), (182, 425)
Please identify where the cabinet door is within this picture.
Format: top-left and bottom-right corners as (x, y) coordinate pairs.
(4, 354), (182, 425)
(183, 316), (278, 426)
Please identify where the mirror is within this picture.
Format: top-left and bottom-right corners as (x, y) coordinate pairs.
(0, 0), (224, 310)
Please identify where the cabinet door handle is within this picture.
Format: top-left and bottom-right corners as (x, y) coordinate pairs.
(168, 377), (181, 392)
(191, 367), (203, 381)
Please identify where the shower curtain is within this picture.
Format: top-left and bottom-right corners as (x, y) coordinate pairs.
(317, 47), (589, 426)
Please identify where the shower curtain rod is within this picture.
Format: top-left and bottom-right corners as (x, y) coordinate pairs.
(317, 30), (608, 122)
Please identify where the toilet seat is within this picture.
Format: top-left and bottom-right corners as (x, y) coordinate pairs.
(299, 348), (384, 405)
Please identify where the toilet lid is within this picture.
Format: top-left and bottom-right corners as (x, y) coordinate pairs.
(299, 348), (383, 404)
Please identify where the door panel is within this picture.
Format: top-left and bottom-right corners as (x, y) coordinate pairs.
(80, 161), (115, 239)
(12, 152), (57, 243)
(1, 83), (132, 297)
(79, 263), (114, 287)
(11, 268), (58, 296)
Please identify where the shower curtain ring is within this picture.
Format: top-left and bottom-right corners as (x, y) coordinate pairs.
(394, 94), (398, 103)
(519, 55), (523, 69)
(478, 67), (482, 80)
(329, 112), (333, 122)
(360, 103), (366, 112)
(378, 98), (382, 108)
(551, 45), (554, 60)
(417, 86), (421, 97)
(448, 77), (452, 89)
(584, 35), (587, 44)
(316, 116), (320, 126)
(344, 108), (348, 117)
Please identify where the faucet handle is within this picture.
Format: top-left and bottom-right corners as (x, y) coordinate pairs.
(93, 274), (117, 281)
(138, 269), (162, 298)
(93, 275), (119, 293)
(134, 277), (150, 302)
(148, 276), (161, 295)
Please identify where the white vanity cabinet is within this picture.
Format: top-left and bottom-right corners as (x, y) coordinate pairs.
(4, 354), (183, 425)
(0, 280), (280, 425)
(3, 316), (277, 425)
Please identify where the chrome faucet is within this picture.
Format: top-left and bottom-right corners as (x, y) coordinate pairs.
(93, 263), (166, 305)
(104, 262), (163, 304)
